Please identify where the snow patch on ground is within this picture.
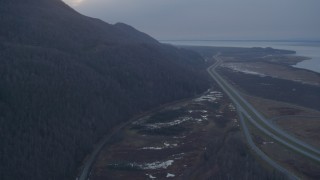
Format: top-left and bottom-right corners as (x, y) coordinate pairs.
(228, 103), (236, 111)
(194, 91), (223, 103)
(144, 117), (192, 130)
(171, 153), (185, 160)
(164, 142), (178, 147)
(201, 115), (208, 120)
(146, 174), (157, 179)
(141, 160), (174, 170)
(221, 63), (267, 77)
(195, 118), (204, 122)
(141, 146), (164, 150)
(109, 160), (174, 171)
(166, 173), (175, 178)
(173, 135), (186, 139)
(211, 91), (223, 98)
(137, 112), (210, 130)
(262, 141), (274, 145)
(141, 142), (178, 150)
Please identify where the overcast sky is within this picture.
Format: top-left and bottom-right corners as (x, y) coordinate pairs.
(63, 0), (320, 40)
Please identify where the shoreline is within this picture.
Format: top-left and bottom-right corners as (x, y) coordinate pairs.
(162, 40), (320, 74)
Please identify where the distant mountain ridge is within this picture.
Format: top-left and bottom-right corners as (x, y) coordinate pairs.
(0, 0), (158, 49)
(0, 0), (209, 180)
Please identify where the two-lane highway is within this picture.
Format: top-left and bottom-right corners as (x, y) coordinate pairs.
(207, 55), (320, 179)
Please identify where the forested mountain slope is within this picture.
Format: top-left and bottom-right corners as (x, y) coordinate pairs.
(0, 0), (209, 179)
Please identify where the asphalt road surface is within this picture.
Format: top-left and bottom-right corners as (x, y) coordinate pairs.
(207, 55), (320, 179)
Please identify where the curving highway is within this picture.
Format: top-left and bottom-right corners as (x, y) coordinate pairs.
(237, 108), (298, 180)
(207, 55), (320, 179)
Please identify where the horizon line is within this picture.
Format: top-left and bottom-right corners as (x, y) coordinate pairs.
(158, 39), (320, 42)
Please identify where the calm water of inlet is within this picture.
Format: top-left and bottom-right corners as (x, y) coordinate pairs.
(161, 40), (320, 74)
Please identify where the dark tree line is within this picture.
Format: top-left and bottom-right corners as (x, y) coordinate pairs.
(218, 67), (320, 111)
(0, 0), (210, 179)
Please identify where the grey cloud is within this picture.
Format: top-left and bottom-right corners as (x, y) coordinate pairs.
(65, 0), (320, 40)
